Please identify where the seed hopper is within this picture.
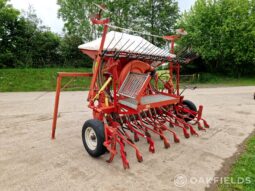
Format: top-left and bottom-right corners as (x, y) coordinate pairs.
(51, 5), (209, 169)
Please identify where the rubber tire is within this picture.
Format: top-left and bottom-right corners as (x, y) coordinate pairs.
(182, 100), (197, 122)
(82, 119), (106, 157)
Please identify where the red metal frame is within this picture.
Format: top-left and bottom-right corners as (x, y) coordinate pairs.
(51, 7), (209, 169)
(51, 72), (93, 139)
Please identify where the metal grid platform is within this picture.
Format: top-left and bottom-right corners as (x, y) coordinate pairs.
(119, 94), (179, 110)
(118, 72), (149, 98)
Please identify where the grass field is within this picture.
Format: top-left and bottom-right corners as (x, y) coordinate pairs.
(0, 68), (254, 92)
(157, 70), (255, 87)
(219, 135), (255, 191)
(0, 68), (92, 92)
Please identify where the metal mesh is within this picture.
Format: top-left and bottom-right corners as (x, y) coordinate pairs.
(119, 94), (178, 110)
(118, 72), (149, 98)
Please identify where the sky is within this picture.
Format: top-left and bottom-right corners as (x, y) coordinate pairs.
(9, 0), (196, 34)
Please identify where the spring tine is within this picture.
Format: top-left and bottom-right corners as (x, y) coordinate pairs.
(156, 47), (166, 56)
(114, 39), (130, 58)
(130, 41), (147, 59)
(119, 38), (131, 52)
(159, 49), (166, 56)
(164, 49), (171, 56)
(122, 40), (136, 53)
(111, 32), (124, 52)
(140, 42), (152, 54)
(102, 31), (116, 56)
(161, 50), (170, 57)
(150, 47), (162, 56)
(133, 41), (147, 56)
(148, 47), (159, 56)
(146, 44), (156, 55)
(140, 45), (154, 59)
(146, 46), (158, 56)
(129, 38), (143, 54)
(116, 38), (130, 53)
(158, 49), (167, 57)
(139, 42), (153, 55)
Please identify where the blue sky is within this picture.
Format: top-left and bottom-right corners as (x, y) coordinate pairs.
(9, 0), (196, 34)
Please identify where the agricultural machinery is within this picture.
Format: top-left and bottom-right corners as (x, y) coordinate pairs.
(51, 5), (209, 169)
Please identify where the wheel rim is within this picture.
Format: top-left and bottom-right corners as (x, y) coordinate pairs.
(85, 127), (97, 150)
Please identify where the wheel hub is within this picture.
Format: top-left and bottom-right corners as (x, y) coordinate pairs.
(85, 127), (98, 150)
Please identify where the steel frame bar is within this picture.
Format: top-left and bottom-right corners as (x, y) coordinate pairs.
(51, 72), (93, 139)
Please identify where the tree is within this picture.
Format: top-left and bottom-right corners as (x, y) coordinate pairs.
(21, 7), (61, 67)
(178, 0), (255, 76)
(57, 0), (179, 44)
(57, 0), (99, 41)
(59, 34), (91, 67)
(0, 0), (20, 67)
(0, 1), (62, 68)
(134, 0), (179, 44)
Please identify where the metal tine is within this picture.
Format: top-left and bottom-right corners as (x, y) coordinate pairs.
(147, 49), (163, 61)
(139, 41), (152, 55)
(102, 31), (116, 56)
(139, 42), (154, 56)
(154, 49), (165, 58)
(121, 40), (136, 54)
(149, 47), (162, 57)
(154, 49), (168, 60)
(142, 46), (158, 60)
(113, 38), (131, 59)
(145, 45), (158, 56)
(141, 45), (156, 60)
(161, 49), (170, 57)
(127, 38), (144, 57)
(114, 33), (133, 58)
(130, 41), (148, 58)
(161, 50), (169, 57)
(110, 32), (124, 53)
(157, 49), (168, 57)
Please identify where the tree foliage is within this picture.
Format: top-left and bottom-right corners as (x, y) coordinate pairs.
(57, 0), (179, 44)
(0, 0), (20, 67)
(59, 34), (91, 67)
(179, 0), (255, 76)
(0, 1), (62, 68)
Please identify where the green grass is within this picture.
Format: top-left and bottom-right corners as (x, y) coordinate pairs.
(219, 135), (255, 191)
(0, 68), (92, 92)
(0, 69), (254, 92)
(157, 70), (255, 87)
(194, 73), (255, 87)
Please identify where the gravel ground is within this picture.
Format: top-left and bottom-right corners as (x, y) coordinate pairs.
(0, 86), (255, 191)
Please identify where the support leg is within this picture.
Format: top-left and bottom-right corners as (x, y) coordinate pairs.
(51, 75), (62, 139)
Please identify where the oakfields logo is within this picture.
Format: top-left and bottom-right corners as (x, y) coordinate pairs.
(174, 174), (188, 187)
(174, 174), (251, 187)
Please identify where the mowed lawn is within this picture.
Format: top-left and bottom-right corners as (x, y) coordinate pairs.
(0, 68), (92, 92)
(1, 68), (254, 92)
